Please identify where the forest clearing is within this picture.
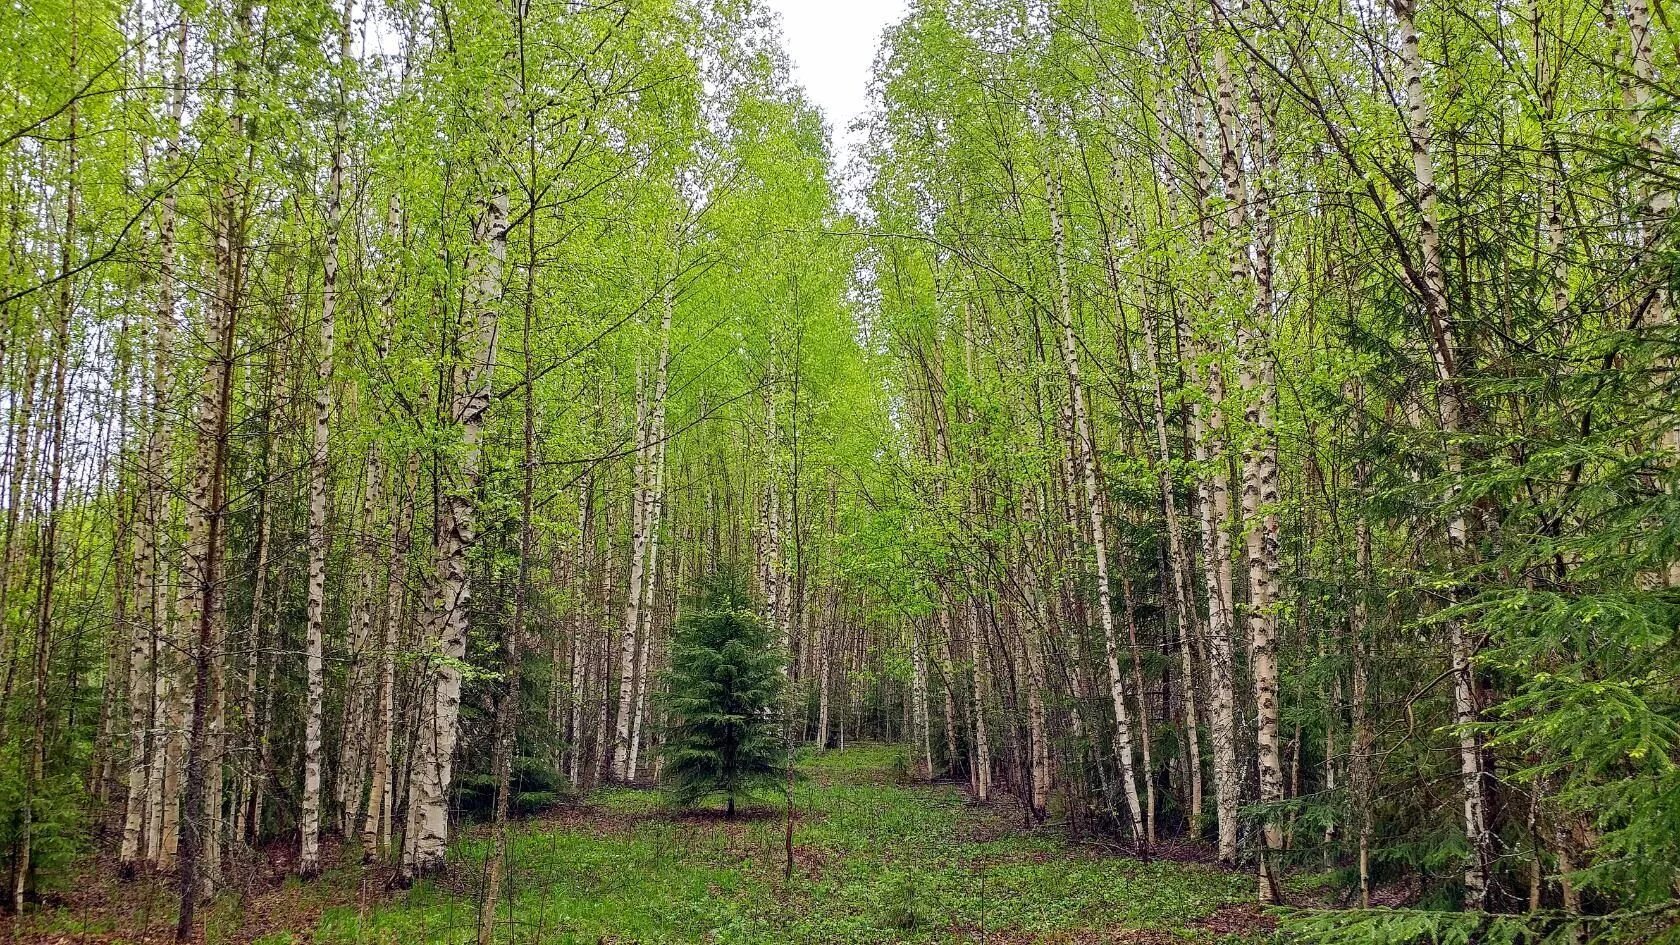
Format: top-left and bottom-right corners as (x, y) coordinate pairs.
(3, 0), (1680, 941)
(11, 746), (1269, 943)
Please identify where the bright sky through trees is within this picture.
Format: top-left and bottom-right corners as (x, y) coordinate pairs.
(763, 0), (906, 167)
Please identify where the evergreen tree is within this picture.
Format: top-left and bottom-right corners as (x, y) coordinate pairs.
(660, 570), (786, 817)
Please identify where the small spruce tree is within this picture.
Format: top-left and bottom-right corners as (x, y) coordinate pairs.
(660, 568), (786, 817)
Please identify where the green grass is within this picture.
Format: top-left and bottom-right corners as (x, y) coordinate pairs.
(318, 744), (1258, 944)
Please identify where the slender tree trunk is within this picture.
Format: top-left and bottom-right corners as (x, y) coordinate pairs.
(964, 587), (992, 802)
(628, 373), (669, 778)
(234, 389), (273, 848)
(1048, 171), (1147, 851)
(909, 620), (932, 778)
(1211, 39), (1285, 900)
(1143, 296), (1203, 831)
(478, 160), (539, 941)
(566, 476), (593, 785)
(612, 366), (651, 781)
(176, 125), (244, 936)
(364, 451), (415, 857)
(1392, 0), (1492, 904)
(613, 276), (672, 779)
(301, 0), (352, 876)
(1119, 574), (1156, 845)
(15, 47), (77, 907)
(122, 12), (188, 874)
(403, 187), (510, 879)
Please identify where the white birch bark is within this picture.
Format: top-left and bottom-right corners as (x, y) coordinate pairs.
(176, 51), (248, 904)
(613, 275), (673, 779)
(1391, 0), (1492, 903)
(1183, 40), (1243, 861)
(565, 478), (593, 785)
(964, 588), (992, 802)
(1617, 0), (1680, 583)
(628, 291), (672, 777)
(403, 189), (509, 879)
(909, 620), (932, 778)
(363, 451), (412, 856)
(301, 0), (351, 877)
(1049, 171), (1147, 849)
(1143, 297), (1203, 829)
(122, 11), (189, 871)
(358, 196), (406, 856)
(1210, 34), (1286, 900)
(1392, 1), (1466, 531)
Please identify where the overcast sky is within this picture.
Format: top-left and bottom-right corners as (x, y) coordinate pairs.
(761, 0), (908, 170)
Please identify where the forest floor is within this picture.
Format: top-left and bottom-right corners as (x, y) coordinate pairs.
(9, 745), (1271, 944)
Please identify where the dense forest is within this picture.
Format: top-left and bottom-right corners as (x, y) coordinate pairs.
(1, 0), (1678, 940)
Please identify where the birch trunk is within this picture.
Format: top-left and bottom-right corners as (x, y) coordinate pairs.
(1350, 465), (1374, 908)
(816, 615), (833, 747)
(628, 313), (671, 777)
(566, 477), (593, 785)
(1119, 574), (1156, 844)
(363, 452), (413, 856)
(403, 188), (509, 879)
(1143, 298), (1203, 829)
(613, 277), (673, 779)
(909, 620), (932, 778)
(964, 588), (992, 802)
(1617, 0), (1680, 582)
(479, 189), (540, 943)
(121, 11), (188, 873)
(1182, 50), (1244, 860)
(1018, 488), (1052, 819)
(358, 196), (407, 857)
(1392, 0), (1492, 903)
(176, 118), (244, 931)
(16, 60), (76, 906)
(938, 625), (960, 775)
(336, 451), (383, 834)
(1211, 37), (1286, 901)
(1049, 171), (1147, 850)
(233, 401), (273, 846)
(301, 0), (351, 877)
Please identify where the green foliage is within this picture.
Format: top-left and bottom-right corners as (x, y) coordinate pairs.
(0, 743), (83, 900)
(1282, 903), (1680, 945)
(1284, 908), (1540, 945)
(878, 872), (927, 932)
(452, 757), (574, 821)
(660, 568), (787, 815)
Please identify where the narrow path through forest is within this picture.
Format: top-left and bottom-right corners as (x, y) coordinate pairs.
(15, 746), (1265, 944)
